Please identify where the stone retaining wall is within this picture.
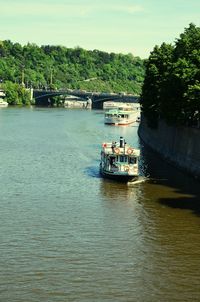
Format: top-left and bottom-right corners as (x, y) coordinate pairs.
(138, 115), (200, 179)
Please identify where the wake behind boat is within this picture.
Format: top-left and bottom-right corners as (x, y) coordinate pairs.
(100, 136), (140, 182)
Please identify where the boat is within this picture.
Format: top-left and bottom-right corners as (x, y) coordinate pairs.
(104, 106), (140, 125)
(100, 136), (140, 182)
(64, 95), (92, 109)
(0, 99), (8, 107)
(0, 89), (8, 107)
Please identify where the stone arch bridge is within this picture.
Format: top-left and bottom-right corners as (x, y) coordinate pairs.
(33, 89), (139, 109)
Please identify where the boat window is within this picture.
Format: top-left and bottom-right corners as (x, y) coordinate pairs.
(129, 157), (137, 164)
(119, 155), (127, 162)
(109, 156), (116, 165)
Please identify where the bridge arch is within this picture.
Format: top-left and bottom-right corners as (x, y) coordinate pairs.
(33, 89), (139, 109)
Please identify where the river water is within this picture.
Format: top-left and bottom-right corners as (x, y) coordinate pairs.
(0, 107), (200, 302)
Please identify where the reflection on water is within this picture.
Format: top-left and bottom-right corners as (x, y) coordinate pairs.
(139, 138), (200, 215)
(99, 178), (143, 204)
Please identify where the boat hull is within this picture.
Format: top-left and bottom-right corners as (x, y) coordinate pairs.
(105, 121), (135, 125)
(100, 167), (138, 182)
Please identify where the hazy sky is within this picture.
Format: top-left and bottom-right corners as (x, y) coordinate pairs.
(0, 0), (199, 58)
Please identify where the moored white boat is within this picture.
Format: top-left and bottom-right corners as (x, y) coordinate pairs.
(64, 96), (92, 109)
(104, 106), (139, 125)
(0, 99), (8, 107)
(100, 137), (140, 182)
(0, 89), (8, 107)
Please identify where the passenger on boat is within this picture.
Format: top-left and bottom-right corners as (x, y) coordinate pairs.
(111, 141), (116, 153)
(110, 156), (116, 166)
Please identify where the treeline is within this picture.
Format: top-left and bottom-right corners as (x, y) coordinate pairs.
(0, 40), (144, 99)
(2, 82), (32, 105)
(141, 23), (200, 128)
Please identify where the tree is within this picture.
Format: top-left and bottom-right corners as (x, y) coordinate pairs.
(3, 81), (32, 105)
(140, 23), (200, 128)
(0, 39), (145, 105)
(141, 43), (174, 127)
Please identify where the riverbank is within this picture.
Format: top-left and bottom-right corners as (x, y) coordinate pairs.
(138, 114), (200, 180)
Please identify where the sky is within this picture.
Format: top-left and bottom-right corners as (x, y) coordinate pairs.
(0, 0), (199, 58)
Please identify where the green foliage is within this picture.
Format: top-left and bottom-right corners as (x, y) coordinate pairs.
(141, 23), (200, 128)
(0, 40), (145, 99)
(3, 81), (32, 105)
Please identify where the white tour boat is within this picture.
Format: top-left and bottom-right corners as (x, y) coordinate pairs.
(104, 106), (140, 125)
(100, 137), (140, 182)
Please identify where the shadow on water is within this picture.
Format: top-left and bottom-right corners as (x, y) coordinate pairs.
(84, 166), (102, 178)
(139, 138), (200, 216)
